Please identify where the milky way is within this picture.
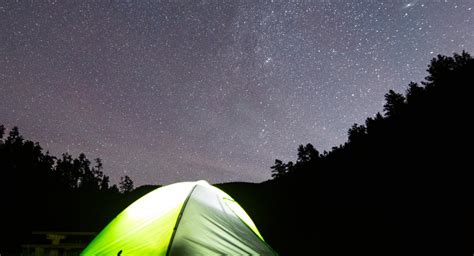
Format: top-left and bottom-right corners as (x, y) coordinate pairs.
(1, 1), (472, 185)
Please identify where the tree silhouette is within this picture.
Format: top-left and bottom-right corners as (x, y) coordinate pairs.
(7, 126), (23, 144)
(383, 90), (406, 118)
(270, 144), (320, 179)
(0, 125), (132, 194)
(119, 175), (134, 193)
(270, 159), (287, 179)
(424, 54), (456, 86)
(297, 143), (319, 164)
(0, 125), (136, 254)
(405, 82), (424, 104)
(56, 153), (81, 188)
(347, 124), (367, 143)
(286, 161), (294, 172)
(0, 124), (4, 140)
(297, 145), (309, 163)
(266, 51), (474, 255)
(109, 184), (120, 193)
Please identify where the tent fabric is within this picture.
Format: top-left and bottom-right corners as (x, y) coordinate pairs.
(81, 180), (276, 255)
(81, 182), (195, 255)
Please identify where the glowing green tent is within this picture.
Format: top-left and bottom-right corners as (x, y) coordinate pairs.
(81, 180), (276, 255)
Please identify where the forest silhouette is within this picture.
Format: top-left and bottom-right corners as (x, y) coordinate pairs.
(1, 52), (473, 255)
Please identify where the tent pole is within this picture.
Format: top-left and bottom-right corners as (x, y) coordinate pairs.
(165, 184), (198, 255)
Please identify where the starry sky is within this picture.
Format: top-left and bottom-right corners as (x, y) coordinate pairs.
(1, 0), (473, 186)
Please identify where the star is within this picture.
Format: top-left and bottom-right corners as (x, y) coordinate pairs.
(264, 57), (272, 64)
(402, 0), (418, 9)
(0, 0), (472, 185)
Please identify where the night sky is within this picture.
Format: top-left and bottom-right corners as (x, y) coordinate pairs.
(1, 1), (472, 185)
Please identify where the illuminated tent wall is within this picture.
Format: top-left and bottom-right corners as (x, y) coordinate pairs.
(81, 180), (276, 255)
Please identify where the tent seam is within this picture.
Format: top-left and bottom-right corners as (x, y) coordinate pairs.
(165, 183), (198, 256)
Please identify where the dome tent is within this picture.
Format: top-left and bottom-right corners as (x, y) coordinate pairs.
(81, 180), (276, 255)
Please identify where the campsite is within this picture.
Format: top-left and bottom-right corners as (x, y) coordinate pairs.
(1, 1), (473, 255)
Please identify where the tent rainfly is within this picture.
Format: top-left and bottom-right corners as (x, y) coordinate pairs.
(81, 180), (276, 255)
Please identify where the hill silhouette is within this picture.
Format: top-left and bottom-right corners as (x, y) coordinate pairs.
(250, 51), (473, 255)
(1, 52), (473, 255)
